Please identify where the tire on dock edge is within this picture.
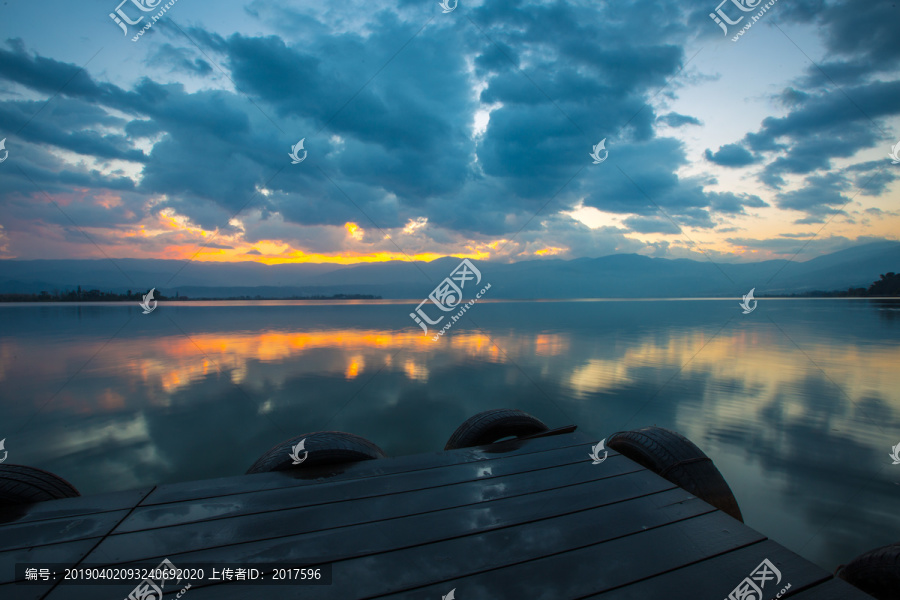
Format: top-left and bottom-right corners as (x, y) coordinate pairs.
(0, 464), (80, 505)
(445, 408), (549, 450)
(246, 431), (387, 474)
(836, 542), (900, 600)
(607, 426), (743, 522)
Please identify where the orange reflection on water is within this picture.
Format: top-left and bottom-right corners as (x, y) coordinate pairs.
(177, 329), (431, 359)
(5, 322), (896, 428)
(534, 333), (569, 357)
(0, 328), (527, 410)
(345, 355), (364, 379)
(403, 359), (429, 382)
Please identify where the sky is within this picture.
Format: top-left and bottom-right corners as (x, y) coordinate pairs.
(0, 0), (898, 266)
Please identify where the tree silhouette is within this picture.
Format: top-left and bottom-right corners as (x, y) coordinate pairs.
(868, 272), (900, 296)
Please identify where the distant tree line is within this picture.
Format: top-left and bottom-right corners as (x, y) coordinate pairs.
(183, 294), (382, 300)
(0, 287), (381, 302)
(0, 287), (172, 302)
(770, 272), (900, 297)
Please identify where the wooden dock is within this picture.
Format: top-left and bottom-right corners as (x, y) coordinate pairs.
(0, 431), (876, 599)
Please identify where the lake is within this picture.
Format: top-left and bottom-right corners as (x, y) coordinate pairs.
(1, 298), (898, 571)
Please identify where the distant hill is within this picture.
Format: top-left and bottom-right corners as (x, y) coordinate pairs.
(0, 241), (898, 299)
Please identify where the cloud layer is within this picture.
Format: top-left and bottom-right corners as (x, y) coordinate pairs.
(0, 0), (897, 263)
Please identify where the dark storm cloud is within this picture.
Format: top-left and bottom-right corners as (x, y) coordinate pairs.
(149, 44), (213, 76)
(576, 139), (758, 230)
(0, 39), (117, 102)
(704, 143), (758, 167)
(774, 173), (850, 224)
(657, 112), (702, 127)
(725, 235), (893, 255)
(784, 1), (900, 87)
(125, 119), (164, 139)
(714, 79), (899, 190)
(622, 216), (681, 235)
(0, 0), (895, 250)
(707, 192), (768, 215)
(181, 0), (732, 236)
(699, 0), (900, 222)
(844, 160), (898, 197)
(0, 98), (145, 162)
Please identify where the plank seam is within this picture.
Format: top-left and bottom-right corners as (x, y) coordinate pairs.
(118, 455), (636, 534)
(138, 435), (593, 506)
(35, 485), (157, 600)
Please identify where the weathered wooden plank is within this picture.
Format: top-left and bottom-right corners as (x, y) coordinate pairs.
(0, 487), (150, 526)
(85, 459), (667, 566)
(586, 539), (827, 599)
(68, 507), (753, 600)
(785, 577), (878, 599)
(348, 511), (765, 600)
(0, 539), (100, 585)
(0, 509), (131, 553)
(5, 431), (875, 600)
(117, 443), (625, 534)
(139, 432), (590, 506)
(41, 486), (712, 600)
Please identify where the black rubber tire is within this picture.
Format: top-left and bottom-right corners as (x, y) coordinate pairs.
(444, 409), (549, 450)
(836, 542), (900, 600)
(246, 431), (387, 474)
(606, 427), (743, 522)
(0, 464), (80, 505)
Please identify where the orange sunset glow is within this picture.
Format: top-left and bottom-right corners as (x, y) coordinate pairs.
(1, 325), (896, 420)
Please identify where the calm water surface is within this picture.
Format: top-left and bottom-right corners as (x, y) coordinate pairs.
(1, 299), (898, 570)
